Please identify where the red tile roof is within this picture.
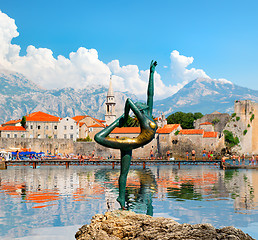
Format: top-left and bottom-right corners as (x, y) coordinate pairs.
(26, 111), (59, 122)
(179, 129), (204, 135)
(88, 123), (105, 128)
(0, 126), (26, 131)
(2, 119), (21, 126)
(203, 132), (218, 138)
(91, 117), (106, 127)
(200, 122), (213, 125)
(72, 115), (105, 127)
(156, 124), (180, 134)
(72, 116), (87, 122)
(111, 127), (141, 134)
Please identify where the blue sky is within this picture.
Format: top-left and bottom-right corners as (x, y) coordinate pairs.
(0, 0), (257, 99)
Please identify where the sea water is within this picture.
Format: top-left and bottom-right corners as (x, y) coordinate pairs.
(0, 165), (257, 239)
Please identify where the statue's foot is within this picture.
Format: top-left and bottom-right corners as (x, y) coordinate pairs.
(116, 196), (125, 209)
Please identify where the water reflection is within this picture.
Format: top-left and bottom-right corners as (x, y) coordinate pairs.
(0, 165), (257, 239)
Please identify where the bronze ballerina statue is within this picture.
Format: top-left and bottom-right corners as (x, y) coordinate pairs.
(94, 60), (157, 209)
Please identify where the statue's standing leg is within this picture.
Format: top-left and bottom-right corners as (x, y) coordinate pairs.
(117, 149), (132, 209)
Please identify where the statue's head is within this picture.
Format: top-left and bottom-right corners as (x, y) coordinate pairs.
(135, 102), (149, 113)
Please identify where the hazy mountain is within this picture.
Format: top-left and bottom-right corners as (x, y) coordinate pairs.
(154, 78), (258, 116)
(0, 70), (137, 124)
(1, 71), (258, 124)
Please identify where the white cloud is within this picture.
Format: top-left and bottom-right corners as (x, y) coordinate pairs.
(0, 10), (219, 101)
(170, 50), (209, 84)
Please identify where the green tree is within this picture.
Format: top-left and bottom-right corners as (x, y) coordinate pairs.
(223, 130), (239, 148)
(20, 116), (26, 128)
(167, 111), (203, 129)
(125, 115), (140, 127)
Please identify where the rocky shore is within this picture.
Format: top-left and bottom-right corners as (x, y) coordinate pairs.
(75, 210), (254, 240)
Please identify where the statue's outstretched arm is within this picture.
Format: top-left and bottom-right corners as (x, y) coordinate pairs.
(147, 60), (157, 117)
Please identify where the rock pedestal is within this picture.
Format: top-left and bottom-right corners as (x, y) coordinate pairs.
(75, 210), (254, 240)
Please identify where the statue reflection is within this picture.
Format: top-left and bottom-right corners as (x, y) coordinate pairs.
(95, 168), (157, 216)
(125, 169), (157, 216)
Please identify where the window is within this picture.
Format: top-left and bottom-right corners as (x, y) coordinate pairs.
(7, 134), (10, 138)
(37, 134), (41, 138)
(38, 125), (41, 130)
(46, 126), (49, 130)
(70, 125), (73, 130)
(64, 126), (67, 130)
(70, 134), (73, 139)
(54, 135), (57, 139)
(89, 127), (93, 132)
(54, 126), (57, 130)
(30, 125), (33, 129)
(64, 134), (67, 139)
(14, 134), (17, 138)
(46, 134), (48, 138)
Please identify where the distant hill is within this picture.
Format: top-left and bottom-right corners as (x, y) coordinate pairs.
(1, 71), (258, 125)
(0, 70), (137, 124)
(154, 78), (258, 116)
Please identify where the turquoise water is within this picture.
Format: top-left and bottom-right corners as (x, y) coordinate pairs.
(0, 165), (257, 239)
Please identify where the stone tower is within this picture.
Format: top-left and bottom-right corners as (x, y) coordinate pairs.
(230, 100), (258, 154)
(105, 77), (116, 125)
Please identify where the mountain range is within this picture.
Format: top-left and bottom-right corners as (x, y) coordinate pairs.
(1, 70), (258, 124)
(0, 70), (137, 124)
(154, 78), (258, 116)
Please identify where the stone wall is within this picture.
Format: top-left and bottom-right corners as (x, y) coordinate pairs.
(0, 138), (157, 159)
(194, 113), (230, 133)
(0, 138), (75, 154)
(224, 100), (258, 154)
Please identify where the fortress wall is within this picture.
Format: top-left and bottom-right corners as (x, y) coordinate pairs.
(234, 100), (253, 122)
(233, 100), (258, 154)
(251, 103), (258, 154)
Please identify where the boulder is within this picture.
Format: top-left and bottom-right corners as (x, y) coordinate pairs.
(75, 210), (254, 240)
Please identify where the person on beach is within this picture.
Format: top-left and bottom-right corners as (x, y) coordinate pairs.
(210, 151), (213, 161)
(202, 149), (206, 160)
(232, 154), (236, 165)
(251, 155), (255, 166)
(192, 149), (195, 161)
(16, 150), (20, 160)
(150, 150), (154, 160)
(237, 155), (241, 165)
(186, 151), (189, 160)
(242, 154), (245, 165)
(166, 150), (170, 160)
(221, 155), (226, 170)
(208, 151), (211, 160)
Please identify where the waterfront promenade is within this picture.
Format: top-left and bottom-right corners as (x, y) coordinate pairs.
(1, 158), (257, 170)
(1, 158), (223, 169)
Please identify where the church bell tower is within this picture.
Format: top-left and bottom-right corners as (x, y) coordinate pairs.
(105, 76), (116, 125)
